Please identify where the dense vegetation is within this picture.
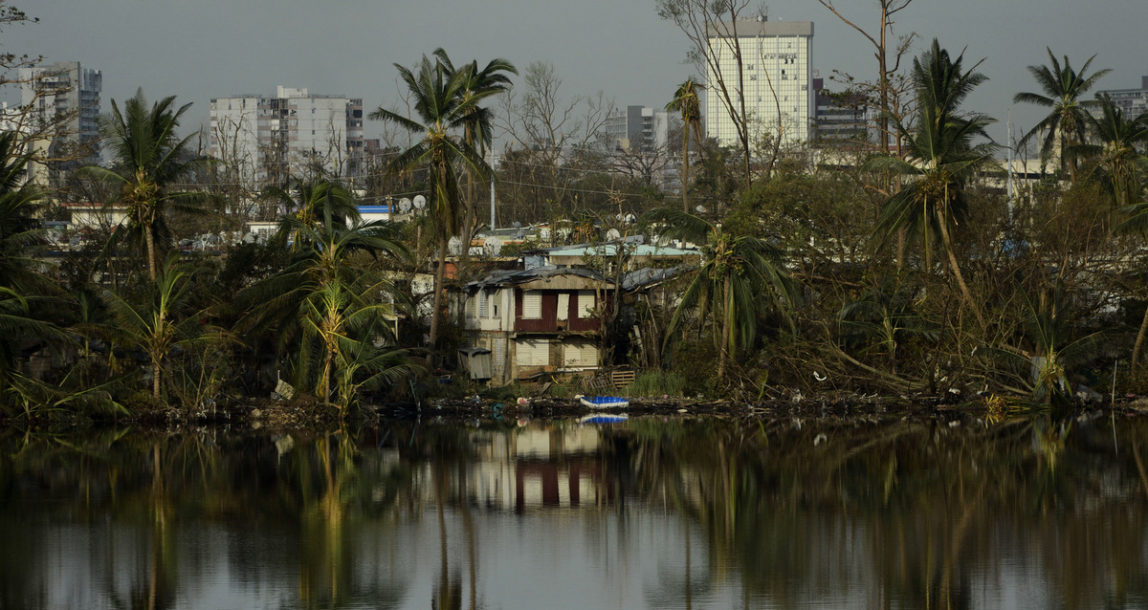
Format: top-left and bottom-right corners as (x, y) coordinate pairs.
(3, 18), (1148, 422)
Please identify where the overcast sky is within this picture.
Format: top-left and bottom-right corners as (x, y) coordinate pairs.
(7, 0), (1146, 150)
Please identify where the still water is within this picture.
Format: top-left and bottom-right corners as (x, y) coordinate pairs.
(2, 413), (1147, 609)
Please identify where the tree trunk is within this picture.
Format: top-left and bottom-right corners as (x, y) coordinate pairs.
(718, 274), (732, 379)
(428, 243), (448, 349)
(153, 360), (161, 399)
(146, 223), (157, 282)
(937, 213), (986, 328)
(321, 349), (333, 404)
(1132, 303), (1148, 371)
(681, 123), (690, 213)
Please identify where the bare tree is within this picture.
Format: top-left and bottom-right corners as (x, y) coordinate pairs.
(0, 6), (94, 194)
(610, 137), (671, 190)
(498, 61), (613, 219)
(815, 0), (916, 154)
(209, 113), (262, 222)
(656, 0), (754, 184)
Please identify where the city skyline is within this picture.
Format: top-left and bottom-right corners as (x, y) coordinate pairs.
(5, 0), (1146, 153)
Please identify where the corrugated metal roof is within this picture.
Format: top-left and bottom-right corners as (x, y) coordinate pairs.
(465, 265), (607, 291)
(622, 265), (695, 291)
(546, 244), (700, 258)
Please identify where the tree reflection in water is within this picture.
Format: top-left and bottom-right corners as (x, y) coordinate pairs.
(1, 415), (1148, 609)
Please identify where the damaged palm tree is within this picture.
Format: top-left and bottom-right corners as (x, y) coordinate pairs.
(645, 207), (797, 379)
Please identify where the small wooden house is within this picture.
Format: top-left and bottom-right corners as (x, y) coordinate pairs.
(456, 266), (614, 385)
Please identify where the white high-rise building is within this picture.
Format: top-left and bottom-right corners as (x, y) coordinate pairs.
(705, 19), (813, 151)
(18, 61), (102, 184)
(603, 105), (670, 153)
(209, 86), (365, 187)
(1097, 76), (1148, 118)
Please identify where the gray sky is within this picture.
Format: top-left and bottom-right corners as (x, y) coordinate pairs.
(7, 0), (1147, 150)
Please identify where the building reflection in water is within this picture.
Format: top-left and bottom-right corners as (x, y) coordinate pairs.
(3, 416), (1148, 609)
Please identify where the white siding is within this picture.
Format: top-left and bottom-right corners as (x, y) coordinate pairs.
(493, 336), (506, 381)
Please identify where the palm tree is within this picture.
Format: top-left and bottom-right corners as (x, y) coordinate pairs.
(86, 89), (207, 282)
(0, 131), (72, 407)
(434, 49), (516, 174)
(871, 39), (996, 328)
(264, 178), (361, 248)
(666, 78), (705, 213)
(645, 207), (796, 380)
(1076, 95), (1148, 209)
(238, 197), (409, 407)
(1105, 107), (1148, 369)
(0, 131), (48, 292)
(433, 49), (516, 271)
(102, 256), (221, 400)
(1014, 49), (1111, 177)
(370, 54), (493, 349)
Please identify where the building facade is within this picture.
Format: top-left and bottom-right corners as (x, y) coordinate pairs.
(1097, 76), (1148, 118)
(18, 61), (102, 184)
(603, 105), (669, 153)
(706, 19), (813, 150)
(459, 267), (611, 385)
(209, 86), (365, 188)
(812, 77), (867, 143)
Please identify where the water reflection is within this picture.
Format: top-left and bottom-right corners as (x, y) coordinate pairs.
(2, 415), (1148, 609)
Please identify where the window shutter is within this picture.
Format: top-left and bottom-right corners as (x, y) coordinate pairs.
(577, 291), (595, 318)
(515, 339), (550, 366)
(523, 291), (542, 319)
(557, 293), (569, 321)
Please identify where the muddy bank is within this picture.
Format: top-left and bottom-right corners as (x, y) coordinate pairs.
(14, 391), (1148, 436)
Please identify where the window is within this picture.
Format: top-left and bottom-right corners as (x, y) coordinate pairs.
(479, 291), (489, 317)
(522, 292), (542, 319)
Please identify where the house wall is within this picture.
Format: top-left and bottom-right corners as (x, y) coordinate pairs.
(514, 289), (603, 332)
(460, 279), (612, 384)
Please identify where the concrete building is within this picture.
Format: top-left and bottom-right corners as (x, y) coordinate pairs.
(603, 105), (669, 153)
(812, 77), (867, 143)
(209, 86), (365, 187)
(705, 19), (813, 150)
(18, 61), (102, 184)
(1097, 76), (1148, 118)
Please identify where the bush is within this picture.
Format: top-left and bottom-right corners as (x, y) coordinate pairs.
(624, 370), (689, 397)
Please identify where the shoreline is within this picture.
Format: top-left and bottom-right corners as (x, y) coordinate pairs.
(12, 391), (1148, 436)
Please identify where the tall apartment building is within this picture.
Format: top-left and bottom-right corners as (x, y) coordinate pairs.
(603, 105), (670, 153)
(1097, 76), (1148, 118)
(209, 86), (365, 187)
(18, 61), (102, 184)
(706, 19), (813, 151)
